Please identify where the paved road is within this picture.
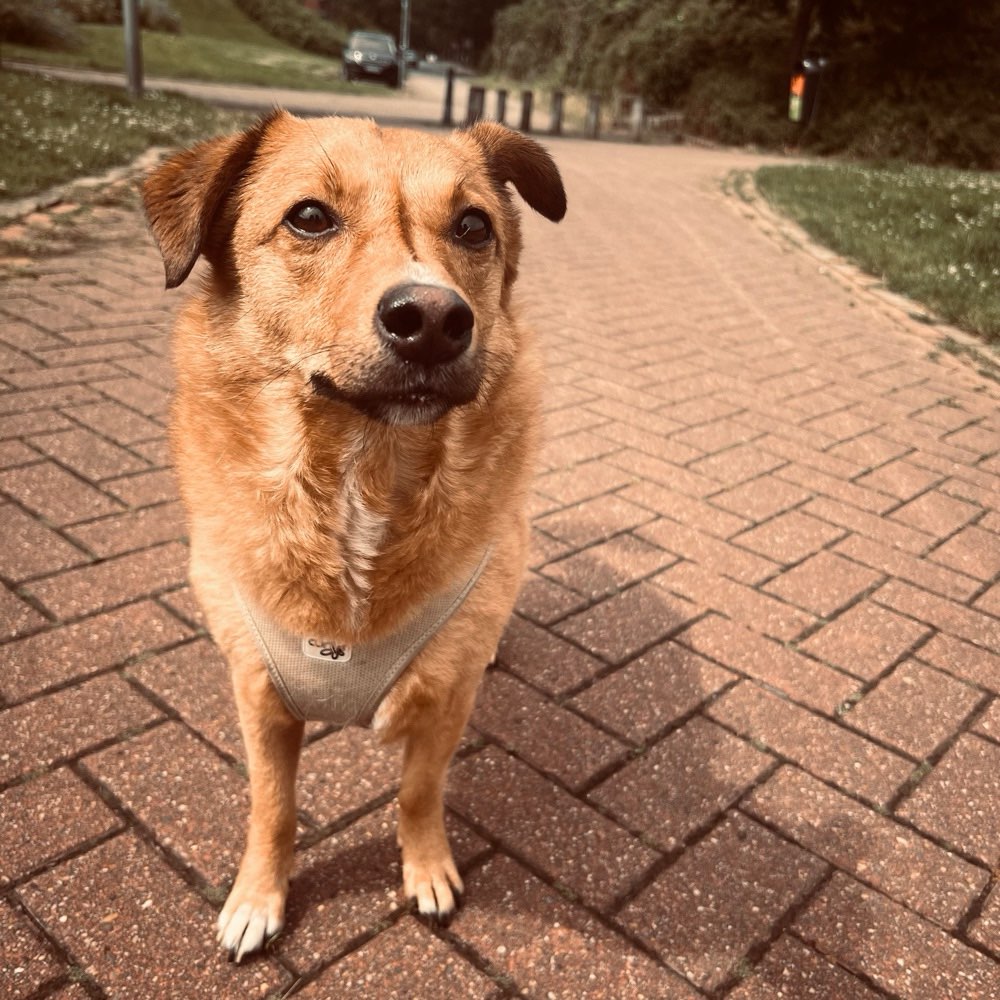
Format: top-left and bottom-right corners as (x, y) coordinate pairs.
(7, 61), (495, 127)
(1, 126), (999, 999)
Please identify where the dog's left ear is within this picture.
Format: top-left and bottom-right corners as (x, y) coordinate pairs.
(143, 110), (285, 288)
(466, 122), (567, 223)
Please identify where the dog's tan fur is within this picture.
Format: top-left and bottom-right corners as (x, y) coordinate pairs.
(142, 111), (565, 960)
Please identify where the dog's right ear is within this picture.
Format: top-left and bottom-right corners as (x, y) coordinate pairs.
(142, 110), (283, 288)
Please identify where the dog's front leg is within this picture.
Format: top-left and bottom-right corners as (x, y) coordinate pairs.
(395, 686), (476, 919)
(217, 657), (303, 962)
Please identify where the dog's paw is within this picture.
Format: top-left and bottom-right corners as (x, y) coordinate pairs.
(403, 853), (464, 919)
(217, 884), (285, 963)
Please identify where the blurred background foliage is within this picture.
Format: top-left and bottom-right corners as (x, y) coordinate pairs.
(489, 0), (1000, 168)
(1, 0), (996, 168)
(320, 0), (510, 64)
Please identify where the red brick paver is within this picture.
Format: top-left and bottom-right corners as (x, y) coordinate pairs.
(619, 811), (827, 991)
(794, 874), (1000, 999)
(1, 899), (65, 996)
(2, 129), (998, 998)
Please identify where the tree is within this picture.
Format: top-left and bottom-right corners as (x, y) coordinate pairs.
(489, 0), (1000, 166)
(323, 0), (513, 62)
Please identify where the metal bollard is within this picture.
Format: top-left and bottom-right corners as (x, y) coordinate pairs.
(584, 94), (600, 139)
(550, 90), (564, 136)
(519, 90), (533, 132)
(495, 89), (507, 124)
(122, 0), (143, 97)
(442, 66), (455, 126)
(466, 86), (486, 125)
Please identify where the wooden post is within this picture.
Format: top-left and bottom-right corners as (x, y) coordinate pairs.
(466, 85), (485, 125)
(584, 94), (600, 139)
(122, 0), (143, 98)
(519, 90), (533, 132)
(495, 89), (507, 124)
(550, 90), (564, 136)
(442, 66), (455, 125)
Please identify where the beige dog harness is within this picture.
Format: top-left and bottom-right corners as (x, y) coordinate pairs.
(236, 548), (491, 726)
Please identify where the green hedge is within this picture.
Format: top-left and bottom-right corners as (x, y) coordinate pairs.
(0, 0), (81, 50)
(62, 0), (182, 34)
(232, 0), (345, 57)
(490, 0), (1000, 169)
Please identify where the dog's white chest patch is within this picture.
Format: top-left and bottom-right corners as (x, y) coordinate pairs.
(334, 440), (388, 617)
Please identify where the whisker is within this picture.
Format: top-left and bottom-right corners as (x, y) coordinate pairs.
(231, 346), (334, 417)
(305, 119), (340, 184)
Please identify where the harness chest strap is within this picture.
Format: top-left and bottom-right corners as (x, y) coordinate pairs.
(234, 547), (492, 727)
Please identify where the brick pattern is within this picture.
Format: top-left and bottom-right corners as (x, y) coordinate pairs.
(843, 659), (984, 759)
(1, 899), (65, 996)
(0, 768), (120, 884)
(743, 765), (987, 927)
(728, 933), (883, 999)
(1, 135), (997, 997)
(618, 811), (827, 991)
(794, 874), (1000, 999)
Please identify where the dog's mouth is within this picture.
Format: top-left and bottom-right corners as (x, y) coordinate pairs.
(309, 368), (480, 426)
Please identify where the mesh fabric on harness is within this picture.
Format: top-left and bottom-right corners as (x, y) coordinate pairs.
(235, 547), (491, 726)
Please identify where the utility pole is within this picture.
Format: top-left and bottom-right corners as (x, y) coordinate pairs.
(123, 0), (143, 97)
(790, 0), (819, 71)
(398, 0), (410, 88)
(788, 0), (825, 127)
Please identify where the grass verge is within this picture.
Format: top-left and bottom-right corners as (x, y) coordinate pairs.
(1, 0), (380, 93)
(0, 68), (249, 198)
(755, 162), (1000, 345)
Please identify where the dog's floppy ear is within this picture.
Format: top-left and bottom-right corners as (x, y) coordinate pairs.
(142, 110), (283, 288)
(466, 122), (567, 223)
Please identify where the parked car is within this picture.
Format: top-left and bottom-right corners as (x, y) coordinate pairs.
(342, 31), (399, 87)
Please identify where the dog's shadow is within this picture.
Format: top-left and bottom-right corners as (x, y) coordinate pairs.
(275, 822), (403, 961)
(256, 619), (917, 997)
(288, 832), (400, 909)
(276, 799), (488, 956)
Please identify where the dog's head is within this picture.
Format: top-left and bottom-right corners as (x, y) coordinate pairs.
(143, 111), (565, 426)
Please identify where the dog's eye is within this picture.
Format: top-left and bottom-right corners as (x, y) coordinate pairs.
(453, 209), (493, 248)
(285, 201), (337, 237)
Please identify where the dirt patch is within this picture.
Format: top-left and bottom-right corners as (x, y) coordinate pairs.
(0, 148), (168, 279)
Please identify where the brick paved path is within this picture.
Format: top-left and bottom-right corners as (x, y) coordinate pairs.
(2, 136), (999, 999)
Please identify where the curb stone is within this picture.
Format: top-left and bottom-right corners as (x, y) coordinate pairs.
(727, 171), (996, 381)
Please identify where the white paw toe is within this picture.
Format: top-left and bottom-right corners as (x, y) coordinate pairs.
(217, 898), (283, 962)
(405, 860), (463, 918)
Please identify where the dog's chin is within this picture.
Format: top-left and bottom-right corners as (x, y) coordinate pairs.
(309, 372), (479, 427)
(356, 392), (458, 427)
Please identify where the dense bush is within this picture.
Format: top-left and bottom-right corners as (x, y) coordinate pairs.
(799, 41), (1000, 169)
(322, 0), (507, 63)
(62, 0), (182, 34)
(0, 0), (81, 50)
(233, 0), (345, 57)
(491, 0), (568, 84)
(490, 0), (1000, 168)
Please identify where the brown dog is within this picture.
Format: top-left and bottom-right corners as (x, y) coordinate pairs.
(142, 111), (565, 961)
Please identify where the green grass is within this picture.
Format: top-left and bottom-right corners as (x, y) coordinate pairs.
(1, 0), (379, 93)
(0, 68), (249, 198)
(756, 162), (1000, 345)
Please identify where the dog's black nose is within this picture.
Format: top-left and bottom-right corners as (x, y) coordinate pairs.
(376, 284), (473, 366)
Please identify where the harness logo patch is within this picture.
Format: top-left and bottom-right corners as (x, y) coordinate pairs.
(302, 637), (352, 662)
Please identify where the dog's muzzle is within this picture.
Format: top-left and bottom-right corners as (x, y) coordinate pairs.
(310, 283), (482, 426)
